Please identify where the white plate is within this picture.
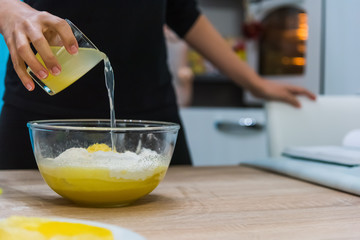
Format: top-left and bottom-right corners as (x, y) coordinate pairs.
(1, 217), (146, 240)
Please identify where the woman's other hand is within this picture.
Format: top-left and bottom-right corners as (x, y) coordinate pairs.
(248, 77), (316, 108)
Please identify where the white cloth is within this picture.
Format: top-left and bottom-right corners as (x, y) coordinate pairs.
(242, 157), (360, 196)
(343, 129), (360, 148)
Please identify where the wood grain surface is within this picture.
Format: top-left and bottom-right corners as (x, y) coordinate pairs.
(1, 166), (360, 240)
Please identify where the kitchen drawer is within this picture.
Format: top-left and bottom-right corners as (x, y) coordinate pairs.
(180, 107), (268, 166)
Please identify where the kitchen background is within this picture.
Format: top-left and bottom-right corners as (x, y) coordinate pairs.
(1, 0), (360, 165)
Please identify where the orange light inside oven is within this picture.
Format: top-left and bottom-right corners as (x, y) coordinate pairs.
(281, 57), (306, 66)
(297, 13), (308, 40)
(292, 57), (306, 66)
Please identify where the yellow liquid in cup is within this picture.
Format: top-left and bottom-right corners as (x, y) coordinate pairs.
(28, 46), (106, 95)
(0, 216), (113, 240)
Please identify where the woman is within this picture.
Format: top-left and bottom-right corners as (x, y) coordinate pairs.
(0, 0), (315, 169)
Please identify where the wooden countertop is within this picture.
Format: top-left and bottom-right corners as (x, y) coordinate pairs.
(1, 166), (360, 239)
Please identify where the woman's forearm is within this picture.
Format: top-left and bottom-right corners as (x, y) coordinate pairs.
(184, 14), (262, 91)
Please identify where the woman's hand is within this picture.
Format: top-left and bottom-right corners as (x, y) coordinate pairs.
(249, 77), (317, 108)
(0, 0), (78, 91)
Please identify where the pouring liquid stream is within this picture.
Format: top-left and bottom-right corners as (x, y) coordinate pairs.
(104, 56), (117, 151)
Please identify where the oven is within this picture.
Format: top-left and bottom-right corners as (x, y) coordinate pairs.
(243, 0), (324, 104)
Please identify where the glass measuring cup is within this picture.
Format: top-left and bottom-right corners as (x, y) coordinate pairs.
(27, 19), (106, 95)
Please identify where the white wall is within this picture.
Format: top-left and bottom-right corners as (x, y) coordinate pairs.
(198, 0), (243, 37)
(324, 0), (360, 94)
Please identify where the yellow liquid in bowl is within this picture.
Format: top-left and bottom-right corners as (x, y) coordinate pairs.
(39, 164), (167, 206)
(0, 216), (113, 240)
(37, 145), (168, 206)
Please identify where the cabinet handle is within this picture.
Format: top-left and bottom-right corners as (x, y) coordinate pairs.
(215, 118), (263, 132)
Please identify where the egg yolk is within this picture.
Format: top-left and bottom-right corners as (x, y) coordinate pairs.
(87, 143), (112, 153)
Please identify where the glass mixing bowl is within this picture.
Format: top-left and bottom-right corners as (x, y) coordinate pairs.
(27, 119), (180, 207)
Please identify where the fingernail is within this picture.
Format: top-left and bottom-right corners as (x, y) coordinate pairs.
(70, 45), (78, 54)
(26, 83), (34, 91)
(38, 70), (48, 79)
(51, 66), (61, 76)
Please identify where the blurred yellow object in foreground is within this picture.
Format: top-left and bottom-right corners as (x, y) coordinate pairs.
(0, 188), (2, 195)
(0, 216), (114, 240)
